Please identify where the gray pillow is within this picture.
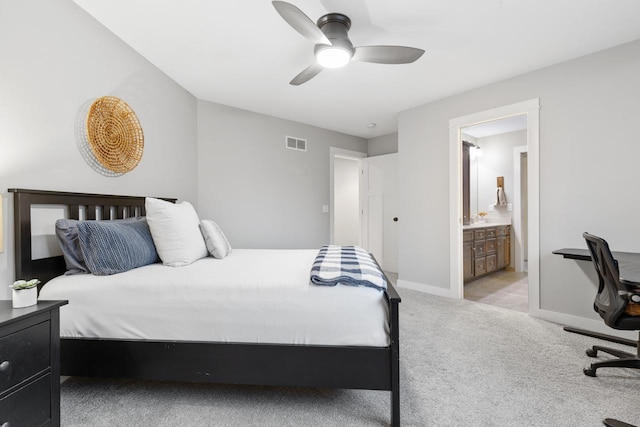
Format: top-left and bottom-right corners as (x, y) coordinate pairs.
(199, 220), (232, 259)
(55, 217), (142, 275)
(76, 218), (159, 275)
(55, 219), (89, 275)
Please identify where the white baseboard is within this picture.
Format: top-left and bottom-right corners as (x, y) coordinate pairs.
(398, 279), (636, 342)
(531, 308), (637, 341)
(397, 279), (457, 298)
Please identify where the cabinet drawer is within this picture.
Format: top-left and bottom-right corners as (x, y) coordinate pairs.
(485, 238), (496, 254)
(0, 321), (50, 393)
(463, 231), (474, 243)
(497, 226), (510, 236)
(486, 228), (496, 239)
(474, 230), (485, 240)
(487, 254), (497, 272)
(0, 372), (51, 426)
(473, 241), (485, 257)
(474, 258), (486, 276)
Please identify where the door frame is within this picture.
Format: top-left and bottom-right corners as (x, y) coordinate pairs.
(448, 99), (540, 313)
(513, 145), (528, 273)
(329, 147), (367, 245)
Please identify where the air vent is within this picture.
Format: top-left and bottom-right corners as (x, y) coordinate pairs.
(285, 136), (307, 152)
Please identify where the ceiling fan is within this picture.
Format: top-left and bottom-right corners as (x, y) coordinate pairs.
(272, 1), (425, 85)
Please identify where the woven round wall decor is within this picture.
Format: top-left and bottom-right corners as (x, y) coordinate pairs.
(75, 96), (143, 176)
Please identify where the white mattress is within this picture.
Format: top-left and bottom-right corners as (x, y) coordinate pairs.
(39, 249), (390, 347)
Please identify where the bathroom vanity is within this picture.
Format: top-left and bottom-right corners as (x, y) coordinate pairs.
(463, 223), (511, 282)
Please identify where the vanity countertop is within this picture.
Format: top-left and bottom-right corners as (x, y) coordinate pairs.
(463, 220), (511, 230)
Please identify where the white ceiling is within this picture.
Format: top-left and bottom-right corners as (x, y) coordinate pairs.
(73, 0), (640, 138)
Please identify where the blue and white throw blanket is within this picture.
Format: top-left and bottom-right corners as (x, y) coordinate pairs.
(310, 245), (387, 291)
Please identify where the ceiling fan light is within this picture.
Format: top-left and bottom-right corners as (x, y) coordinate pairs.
(316, 47), (351, 68)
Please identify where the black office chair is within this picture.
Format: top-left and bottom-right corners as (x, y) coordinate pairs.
(582, 232), (640, 377)
(603, 418), (638, 427)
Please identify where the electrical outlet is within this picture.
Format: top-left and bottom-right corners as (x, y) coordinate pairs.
(507, 203), (513, 211)
(488, 205), (494, 212)
(322, 205), (329, 213)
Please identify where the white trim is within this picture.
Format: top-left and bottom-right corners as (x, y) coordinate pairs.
(360, 159), (369, 250)
(512, 145), (528, 273)
(448, 99), (540, 311)
(329, 147), (367, 245)
(525, 104), (540, 314)
(0, 197), (4, 253)
(448, 124), (463, 298)
(397, 279), (457, 299)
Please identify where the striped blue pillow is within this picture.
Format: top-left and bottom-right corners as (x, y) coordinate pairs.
(76, 218), (159, 275)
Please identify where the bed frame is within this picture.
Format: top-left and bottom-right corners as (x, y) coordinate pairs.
(10, 188), (402, 426)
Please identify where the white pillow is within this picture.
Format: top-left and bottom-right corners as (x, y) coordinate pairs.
(199, 220), (232, 259)
(145, 197), (208, 267)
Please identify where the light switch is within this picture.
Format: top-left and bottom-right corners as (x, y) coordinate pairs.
(322, 205), (329, 213)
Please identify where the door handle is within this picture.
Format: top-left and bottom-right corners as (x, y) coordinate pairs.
(393, 217), (398, 222)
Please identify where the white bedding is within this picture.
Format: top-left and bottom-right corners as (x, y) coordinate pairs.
(39, 249), (390, 347)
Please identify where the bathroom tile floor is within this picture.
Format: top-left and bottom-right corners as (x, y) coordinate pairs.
(464, 270), (528, 313)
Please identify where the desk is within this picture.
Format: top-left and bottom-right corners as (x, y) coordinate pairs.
(553, 248), (639, 347)
(553, 248), (640, 287)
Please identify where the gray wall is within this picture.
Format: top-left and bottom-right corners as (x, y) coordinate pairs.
(0, 0), (198, 298)
(398, 39), (640, 322)
(197, 100), (367, 249)
(368, 133), (398, 156)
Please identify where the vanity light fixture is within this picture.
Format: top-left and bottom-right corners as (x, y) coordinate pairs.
(469, 142), (483, 158)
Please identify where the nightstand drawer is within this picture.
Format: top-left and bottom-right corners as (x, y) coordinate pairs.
(0, 321), (50, 393)
(0, 372), (51, 426)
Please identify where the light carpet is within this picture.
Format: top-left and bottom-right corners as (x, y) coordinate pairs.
(60, 288), (640, 426)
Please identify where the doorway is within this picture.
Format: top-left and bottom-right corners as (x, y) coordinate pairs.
(329, 147), (367, 246)
(460, 117), (528, 312)
(448, 99), (540, 314)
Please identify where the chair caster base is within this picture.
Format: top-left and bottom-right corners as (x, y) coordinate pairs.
(586, 348), (598, 357)
(583, 366), (597, 377)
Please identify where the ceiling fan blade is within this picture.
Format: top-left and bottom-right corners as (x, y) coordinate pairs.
(272, 1), (331, 46)
(352, 46), (425, 64)
(290, 63), (323, 85)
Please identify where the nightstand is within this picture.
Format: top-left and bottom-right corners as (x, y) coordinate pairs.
(0, 300), (68, 427)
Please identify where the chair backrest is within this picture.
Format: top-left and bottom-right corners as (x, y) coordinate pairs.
(583, 232), (629, 327)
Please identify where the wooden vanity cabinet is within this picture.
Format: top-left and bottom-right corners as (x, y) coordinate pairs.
(464, 225), (511, 282)
(496, 225), (511, 269)
(463, 231), (474, 281)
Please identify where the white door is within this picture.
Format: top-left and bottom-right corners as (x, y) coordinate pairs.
(364, 153), (398, 273)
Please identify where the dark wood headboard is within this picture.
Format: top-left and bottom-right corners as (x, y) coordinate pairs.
(9, 188), (176, 286)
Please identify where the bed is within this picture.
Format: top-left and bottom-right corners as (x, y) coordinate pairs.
(10, 188), (401, 426)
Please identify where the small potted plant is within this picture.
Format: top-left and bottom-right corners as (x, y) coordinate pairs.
(10, 279), (40, 308)
(477, 211), (488, 223)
